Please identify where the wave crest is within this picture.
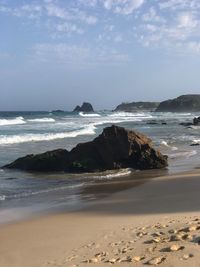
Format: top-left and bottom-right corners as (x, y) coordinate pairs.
(0, 125), (96, 145)
(0, 116), (26, 126)
(28, 118), (55, 123)
(79, 112), (101, 117)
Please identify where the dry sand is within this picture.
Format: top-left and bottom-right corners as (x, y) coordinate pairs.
(1, 169), (200, 267)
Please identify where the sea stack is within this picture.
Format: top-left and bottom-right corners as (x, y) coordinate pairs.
(73, 102), (94, 112)
(3, 125), (168, 173)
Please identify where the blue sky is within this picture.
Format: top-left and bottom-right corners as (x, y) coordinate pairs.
(1, 0), (200, 110)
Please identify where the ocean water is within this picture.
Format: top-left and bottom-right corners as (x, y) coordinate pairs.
(0, 110), (200, 223)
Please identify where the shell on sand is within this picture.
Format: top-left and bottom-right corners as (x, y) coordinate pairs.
(89, 257), (99, 263)
(170, 244), (184, 252)
(168, 229), (178, 234)
(188, 225), (199, 231)
(108, 258), (117, 263)
(182, 254), (194, 260)
(137, 231), (147, 237)
(147, 256), (166, 265)
(132, 256), (144, 262)
(147, 247), (156, 253)
(152, 231), (164, 237)
(94, 252), (108, 258)
(179, 225), (198, 233)
(152, 237), (161, 243)
(117, 256), (131, 263)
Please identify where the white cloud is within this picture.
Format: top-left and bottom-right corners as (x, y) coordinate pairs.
(135, 0), (200, 54)
(45, 3), (67, 19)
(103, 0), (144, 14)
(142, 7), (165, 23)
(32, 43), (129, 67)
(1, 0), (200, 57)
(78, 0), (98, 7)
(0, 3), (42, 19)
(45, 3), (98, 25)
(56, 22), (84, 34)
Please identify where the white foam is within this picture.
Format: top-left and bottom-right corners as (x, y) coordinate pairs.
(79, 112), (101, 117)
(28, 118), (55, 123)
(0, 116), (26, 126)
(9, 183), (85, 200)
(110, 112), (152, 119)
(189, 125), (200, 130)
(161, 141), (169, 147)
(0, 195), (6, 201)
(92, 168), (132, 180)
(161, 141), (178, 151)
(170, 150), (197, 159)
(0, 125), (96, 145)
(191, 139), (200, 145)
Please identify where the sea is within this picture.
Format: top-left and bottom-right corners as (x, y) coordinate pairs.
(0, 110), (200, 224)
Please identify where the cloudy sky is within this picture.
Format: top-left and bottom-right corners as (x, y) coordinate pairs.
(1, 0), (200, 110)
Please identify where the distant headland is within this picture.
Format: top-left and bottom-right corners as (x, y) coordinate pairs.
(114, 94), (200, 113)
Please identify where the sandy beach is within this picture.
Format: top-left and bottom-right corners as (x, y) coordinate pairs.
(1, 169), (200, 267)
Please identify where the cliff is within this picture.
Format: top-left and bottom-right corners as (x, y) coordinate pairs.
(114, 102), (159, 112)
(156, 95), (200, 112)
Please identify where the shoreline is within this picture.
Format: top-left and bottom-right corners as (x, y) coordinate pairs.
(0, 168), (169, 226)
(1, 168), (200, 266)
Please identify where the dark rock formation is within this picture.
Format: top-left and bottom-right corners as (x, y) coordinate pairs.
(179, 116), (200, 127)
(4, 149), (69, 172)
(156, 95), (200, 112)
(52, 110), (64, 113)
(190, 143), (200, 146)
(193, 117), (200, 125)
(179, 122), (193, 127)
(114, 102), (159, 112)
(73, 102), (94, 112)
(3, 125), (168, 173)
(146, 120), (167, 125)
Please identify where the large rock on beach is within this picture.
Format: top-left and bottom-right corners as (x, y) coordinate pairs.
(156, 95), (200, 112)
(3, 125), (168, 172)
(73, 102), (94, 112)
(4, 149), (70, 172)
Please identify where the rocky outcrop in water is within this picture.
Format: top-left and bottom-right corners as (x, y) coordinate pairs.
(193, 117), (200, 125)
(114, 102), (159, 112)
(179, 116), (200, 127)
(3, 125), (168, 173)
(52, 110), (64, 113)
(156, 95), (200, 112)
(73, 102), (94, 112)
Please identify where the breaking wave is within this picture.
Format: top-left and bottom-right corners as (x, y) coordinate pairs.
(0, 117), (26, 126)
(92, 168), (132, 180)
(0, 195), (6, 201)
(169, 150), (197, 159)
(0, 125), (96, 145)
(28, 118), (55, 123)
(79, 112), (101, 117)
(161, 141), (178, 151)
(1, 183), (84, 201)
(109, 112), (153, 121)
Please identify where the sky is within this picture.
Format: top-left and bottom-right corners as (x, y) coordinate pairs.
(1, 0), (200, 111)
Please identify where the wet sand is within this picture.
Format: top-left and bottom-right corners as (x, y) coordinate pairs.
(1, 169), (200, 267)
